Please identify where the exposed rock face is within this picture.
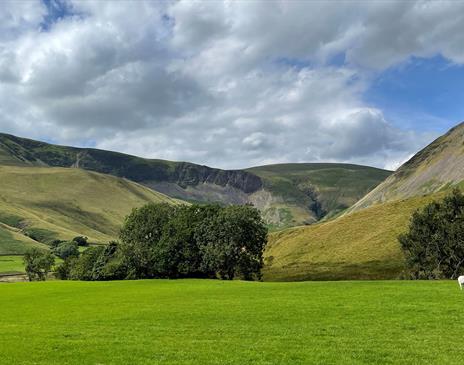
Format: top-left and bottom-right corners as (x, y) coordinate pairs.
(170, 163), (262, 193)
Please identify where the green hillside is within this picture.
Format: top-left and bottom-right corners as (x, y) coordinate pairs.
(350, 122), (464, 212)
(0, 165), (180, 254)
(263, 192), (446, 281)
(0, 133), (390, 229)
(248, 163), (391, 228)
(263, 122), (464, 281)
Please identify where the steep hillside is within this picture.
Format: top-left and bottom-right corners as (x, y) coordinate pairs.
(248, 163), (391, 228)
(0, 166), (180, 254)
(0, 133), (390, 228)
(263, 192), (446, 281)
(350, 122), (464, 212)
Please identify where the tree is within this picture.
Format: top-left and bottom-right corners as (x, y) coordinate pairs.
(155, 204), (221, 278)
(196, 205), (267, 280)
(61, 241), (125, 281)
(72, 236), (89, 247)
(53, 241), (80, 260)
(399, 188), (464, 279)
(23, 248), (55, 281)
(119, 203), (176, 278)
(63, 203), (268, 281)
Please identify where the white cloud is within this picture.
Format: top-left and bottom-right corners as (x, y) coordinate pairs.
(0, 0), (460, 170)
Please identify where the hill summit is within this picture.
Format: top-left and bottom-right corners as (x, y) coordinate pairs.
(349, 122), (464, 212)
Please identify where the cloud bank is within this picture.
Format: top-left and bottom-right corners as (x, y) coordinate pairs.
(0, 0), (462, 169)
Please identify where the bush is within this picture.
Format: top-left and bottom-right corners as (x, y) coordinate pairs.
(399, 188), (464, 279)
(72, 236), (89, 246)
(53, 241), (80, 260)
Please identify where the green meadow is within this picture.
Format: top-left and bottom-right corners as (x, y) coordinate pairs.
(0, 255), (24, 274)
(1, 280), (463, 365)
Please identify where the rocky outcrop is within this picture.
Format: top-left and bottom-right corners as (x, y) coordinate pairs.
(171, 163), (262, 193)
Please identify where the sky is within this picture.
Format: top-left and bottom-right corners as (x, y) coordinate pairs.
(0, 0), (463, 170)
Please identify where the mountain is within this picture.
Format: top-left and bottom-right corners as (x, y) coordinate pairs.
(349, 122), (464, 212)
(0, 165), (180, 254)
(0, 133), (391, 229)
(264, 121), (464, 280)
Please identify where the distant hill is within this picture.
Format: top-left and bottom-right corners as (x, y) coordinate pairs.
(0, 165), (180, 254)
(349, 122), (464, 212)
(0, 133), (390, 229)
(247, 163), (391, 228)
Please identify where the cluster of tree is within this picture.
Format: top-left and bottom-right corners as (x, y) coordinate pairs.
(51, 236), (89, 260)
(399, 188), (464, 279)
(57, 203), (268, 281)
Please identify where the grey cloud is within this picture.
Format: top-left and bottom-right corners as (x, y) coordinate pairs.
(0, 0), (454, 169)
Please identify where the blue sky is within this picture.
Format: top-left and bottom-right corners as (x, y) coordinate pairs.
(366, 55), (464, 133)
(0, 1), (463, 170)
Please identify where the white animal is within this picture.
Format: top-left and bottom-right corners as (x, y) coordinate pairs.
(458, 276), (464, 290)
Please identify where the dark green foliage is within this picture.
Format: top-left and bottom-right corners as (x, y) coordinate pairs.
(399, 189), (464, 279)
(119, 203), (176, 278)
(117, 203), (267, 280)
(55, 257), (76, 280)
(23, 248), (55, 281)
(57, 242), (124, 281)
(196, 205), (267, 280)
(51, 239), (66, 248)
(53, 241), (80, 260)
(72, 236), (89, 246)
(154, 204), (222, 278)
(58, 203), (267, 281)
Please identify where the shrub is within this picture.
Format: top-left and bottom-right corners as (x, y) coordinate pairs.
(72, 236), (89, 246)
(53, 241), (80, 260)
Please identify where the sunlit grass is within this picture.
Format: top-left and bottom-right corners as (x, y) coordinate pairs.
(1, 279), (463, 365)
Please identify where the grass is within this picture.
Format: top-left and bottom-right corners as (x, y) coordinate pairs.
(248, 163), (391, 228)
(263, 193), (446, 281)
(0, 255), (24, 274)
(0, 224), (47, 255)
(0, 279), (463, 365)
(0, 165), (181, 254)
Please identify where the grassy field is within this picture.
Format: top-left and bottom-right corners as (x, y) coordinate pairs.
(0, 279), (463, 364)
(0, 255), (24, 274)
(263, 193), (446, 281)
(0, 165), (181, 254)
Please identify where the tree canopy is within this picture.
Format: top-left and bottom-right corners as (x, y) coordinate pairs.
(23, 248), (55, 281)
(59, 203), (268, 281)
(399, 188), (464, 279)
